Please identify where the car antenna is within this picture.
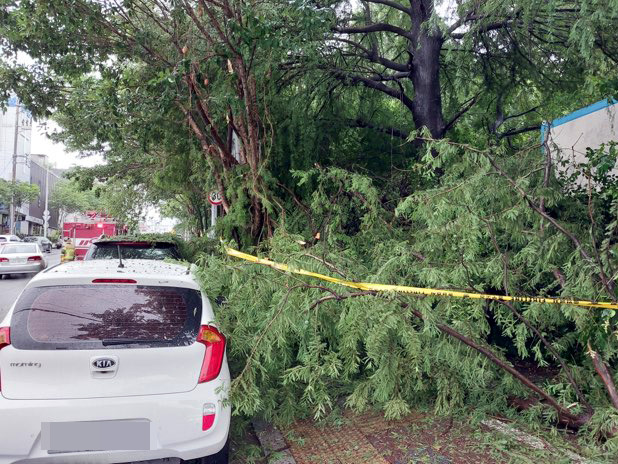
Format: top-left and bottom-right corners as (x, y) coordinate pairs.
(117, 244), (125, 268)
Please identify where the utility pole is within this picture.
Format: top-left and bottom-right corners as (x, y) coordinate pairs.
(43, 158), (50, 238)
(9, 102), (19, 235)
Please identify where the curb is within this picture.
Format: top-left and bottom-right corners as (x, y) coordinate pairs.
(252, 419), (297, 464)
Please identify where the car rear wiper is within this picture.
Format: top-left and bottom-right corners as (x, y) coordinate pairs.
(15, 308), (99, 322)
(102, 338), (162, 346)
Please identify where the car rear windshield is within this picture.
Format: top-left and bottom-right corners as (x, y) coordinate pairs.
(90, 242), (181, 260)
(1, 244), (38, 254)
(10, 285), (202, 350)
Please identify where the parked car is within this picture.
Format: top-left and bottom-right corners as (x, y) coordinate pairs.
(0, 259), (230, 463)
(84, 238), (182, 261)
(22, 236), (52, 253)
(0, 235), (21, 244)
(0, 243), (47, 277)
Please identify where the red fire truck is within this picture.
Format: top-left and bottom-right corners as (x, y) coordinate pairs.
(62, 212), (125, 260)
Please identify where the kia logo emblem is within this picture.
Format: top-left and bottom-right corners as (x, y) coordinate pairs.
(92, 358), (116, 369)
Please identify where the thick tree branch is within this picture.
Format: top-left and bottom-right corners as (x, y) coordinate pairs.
(334, 23), (414, 41)
(484, 152), (592, 262)
(500, 301), (591, 409)
(451, 20), (514, 40)
(400, 301), (589, 428)
(365, 0), (411, 15)
(588, 342), (618, 410)
(346, 118), (409, 140)
(336, 38), (410, 72)
(497, 124), (541, 139)
(367, 71), (411, 81)
(309, 290), (376, 310)
(443, 92), (481, 133)
(329, 68), (415, 110)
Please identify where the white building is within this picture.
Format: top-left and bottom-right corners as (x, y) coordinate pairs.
(0, 96), (33, 234)
(542, 99), (618, 188)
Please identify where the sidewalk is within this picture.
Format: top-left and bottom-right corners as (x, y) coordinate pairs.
(281, 410), (498, 464)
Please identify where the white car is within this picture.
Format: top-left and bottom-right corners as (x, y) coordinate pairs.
(0, 234), (21, 244)
(0, 242), (47, 277)
(0, 259), (230, 464)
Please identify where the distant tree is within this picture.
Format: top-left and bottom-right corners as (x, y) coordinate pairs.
(50, 179), (99, 225)
(0, 179), (40, 209)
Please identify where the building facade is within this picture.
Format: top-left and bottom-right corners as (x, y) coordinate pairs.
(28, 154), (61, 236)
(0, 96), (33, 234)
(542, 99), (618, 188)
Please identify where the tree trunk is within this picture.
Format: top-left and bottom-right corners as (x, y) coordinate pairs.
(409, 0), (445, 139)
(410, 33), (445, 138)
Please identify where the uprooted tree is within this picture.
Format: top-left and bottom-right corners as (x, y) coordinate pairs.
(2, 0), (618, 454)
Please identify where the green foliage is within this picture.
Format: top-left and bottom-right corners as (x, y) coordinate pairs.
(194, 155), (618, 456)
(0, 179), (40, 207)
(3, 0), (618, 456)
(49, 179), (100, 215)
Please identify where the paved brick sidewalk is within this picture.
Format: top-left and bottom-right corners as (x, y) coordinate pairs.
(285, 410), (497, 464)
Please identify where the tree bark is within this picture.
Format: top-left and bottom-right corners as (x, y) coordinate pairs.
(588, 342), (618, 410)
(409, 0), (445, 138)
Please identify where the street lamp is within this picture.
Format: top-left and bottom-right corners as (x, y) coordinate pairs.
(43, 160), (50, 238)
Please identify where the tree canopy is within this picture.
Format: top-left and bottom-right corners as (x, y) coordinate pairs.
(0, 179), (40, 209)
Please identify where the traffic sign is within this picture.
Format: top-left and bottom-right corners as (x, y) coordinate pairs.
(208, 191), (223, 206)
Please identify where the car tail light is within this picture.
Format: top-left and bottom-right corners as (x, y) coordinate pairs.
(92, 279), (138, 284)
(0, 328), (9, 350)
(0, 327), (10, 392)
(202, 403), (216, 431)
(27, 256), (42, 262)
(197, 325), (226, 383)
(0, 257), (7, 262)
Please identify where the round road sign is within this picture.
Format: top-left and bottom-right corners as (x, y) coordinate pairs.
(208, 191), (223, 206)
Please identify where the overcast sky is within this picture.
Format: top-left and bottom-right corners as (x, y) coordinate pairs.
(30, 120), (103, 169)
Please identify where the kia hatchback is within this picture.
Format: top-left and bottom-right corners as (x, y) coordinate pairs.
(84, 239), (182, 261)
(0, 260), (230, 464)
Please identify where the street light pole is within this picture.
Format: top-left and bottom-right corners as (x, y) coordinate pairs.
(9, 102), (20, 235)
(43, 159), (50, 237)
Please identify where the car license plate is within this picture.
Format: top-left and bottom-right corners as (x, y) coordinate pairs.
(11, 258), (26, 264)
(41, 420), (151, 452)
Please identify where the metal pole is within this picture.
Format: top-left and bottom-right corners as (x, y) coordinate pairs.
(207, 204), (217, 239)
(43, 159), (50, 237)
(9, 102), (19, 235)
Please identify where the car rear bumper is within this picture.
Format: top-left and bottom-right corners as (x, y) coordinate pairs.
(0, 377), (230, 464)
(0, 263), (45, 274)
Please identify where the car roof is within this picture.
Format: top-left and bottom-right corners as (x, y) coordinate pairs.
(33, 259), (197, 288)
(0, 243), (39, 251)
(92, 238), (177, 246)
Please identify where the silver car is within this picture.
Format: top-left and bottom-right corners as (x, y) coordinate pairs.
(23, 236), (52, 253)
(0, 235), (21, 244)
(0, 243), (47, 277)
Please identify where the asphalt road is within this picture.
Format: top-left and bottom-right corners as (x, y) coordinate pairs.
(0, 249), (62, 322)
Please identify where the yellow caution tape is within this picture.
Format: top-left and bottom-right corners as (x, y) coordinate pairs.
(226, 248), (618, 311)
